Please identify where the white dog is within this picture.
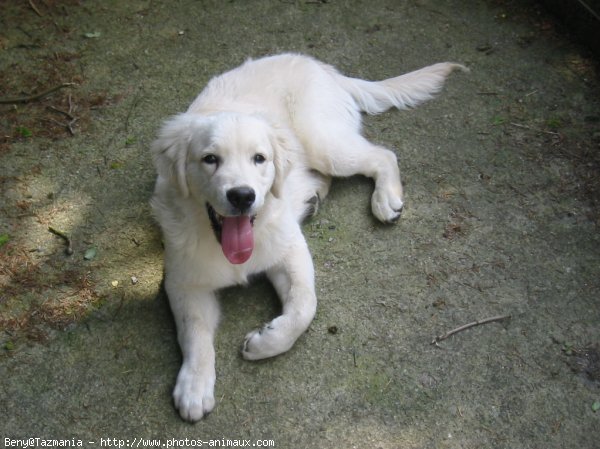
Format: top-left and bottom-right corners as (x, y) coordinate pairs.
(151, 53), (464, 422)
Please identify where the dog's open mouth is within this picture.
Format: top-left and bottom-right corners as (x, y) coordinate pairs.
(207, 203), (255, 265)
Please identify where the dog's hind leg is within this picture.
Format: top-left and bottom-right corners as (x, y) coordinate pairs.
(283, 165), (332, 223)
(296, 60), (465, 223)
(306, 132), (404, 223)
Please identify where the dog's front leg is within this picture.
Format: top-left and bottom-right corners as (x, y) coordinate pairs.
(168, 284), (220, 422)
(242, 239), (316, 360)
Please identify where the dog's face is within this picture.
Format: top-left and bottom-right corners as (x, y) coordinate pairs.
(187, 114), (276, 217)
(152, 112), (286, 264)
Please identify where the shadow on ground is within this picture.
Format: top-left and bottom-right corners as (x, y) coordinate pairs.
(1, 1), (599, 448)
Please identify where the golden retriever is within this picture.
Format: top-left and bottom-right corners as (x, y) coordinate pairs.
(151, 53), (464, 421)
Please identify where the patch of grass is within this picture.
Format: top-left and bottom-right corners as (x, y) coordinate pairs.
(15, 126), (32, 138)
(0, 241), (101, 347)
(492, 116), (507, 126)
(546, 117), (563, 130)
(1, 54), (119, 152)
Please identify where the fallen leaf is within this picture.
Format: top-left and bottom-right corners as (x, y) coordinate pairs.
(84, 247), (97, 260)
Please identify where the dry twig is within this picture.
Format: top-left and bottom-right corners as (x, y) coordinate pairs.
(431, 314), (511, 346)
(48, 226), (73, 256)
(0, 82), (75, 105)
(510, 122), (560, 136)
(47, 94), (78, 135)
(28, 0), (42, 17)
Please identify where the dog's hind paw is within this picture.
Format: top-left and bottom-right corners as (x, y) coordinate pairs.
(303, 194), (320, 220)
(371, 187), (404, 224)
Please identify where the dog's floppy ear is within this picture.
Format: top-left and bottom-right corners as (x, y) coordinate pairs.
(269, 129), (295, 199)
(151, 113), (208, 198)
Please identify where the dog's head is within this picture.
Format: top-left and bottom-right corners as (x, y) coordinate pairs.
(152, 112), (290, 264)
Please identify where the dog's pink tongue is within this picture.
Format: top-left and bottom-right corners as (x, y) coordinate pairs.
(221, 216), (254, 264)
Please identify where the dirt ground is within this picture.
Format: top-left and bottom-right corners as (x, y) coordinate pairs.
(1, 1), (599, 448)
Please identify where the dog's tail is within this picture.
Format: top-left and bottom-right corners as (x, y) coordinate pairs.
(334, 62), (468, 115)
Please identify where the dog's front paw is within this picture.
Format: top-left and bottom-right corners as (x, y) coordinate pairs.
(242, 318), (296, 361)
(173, 363), (215, 422)
(371, 187), (404, 223)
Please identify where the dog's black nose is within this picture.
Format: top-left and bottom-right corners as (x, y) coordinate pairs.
(226, 187), (256, 213)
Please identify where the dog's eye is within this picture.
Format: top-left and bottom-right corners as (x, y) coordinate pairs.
(202, 154), (219, 165)
(253, 154), (266, 164)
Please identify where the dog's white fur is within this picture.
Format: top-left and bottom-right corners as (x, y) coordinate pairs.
(151, 53), (464, 422)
